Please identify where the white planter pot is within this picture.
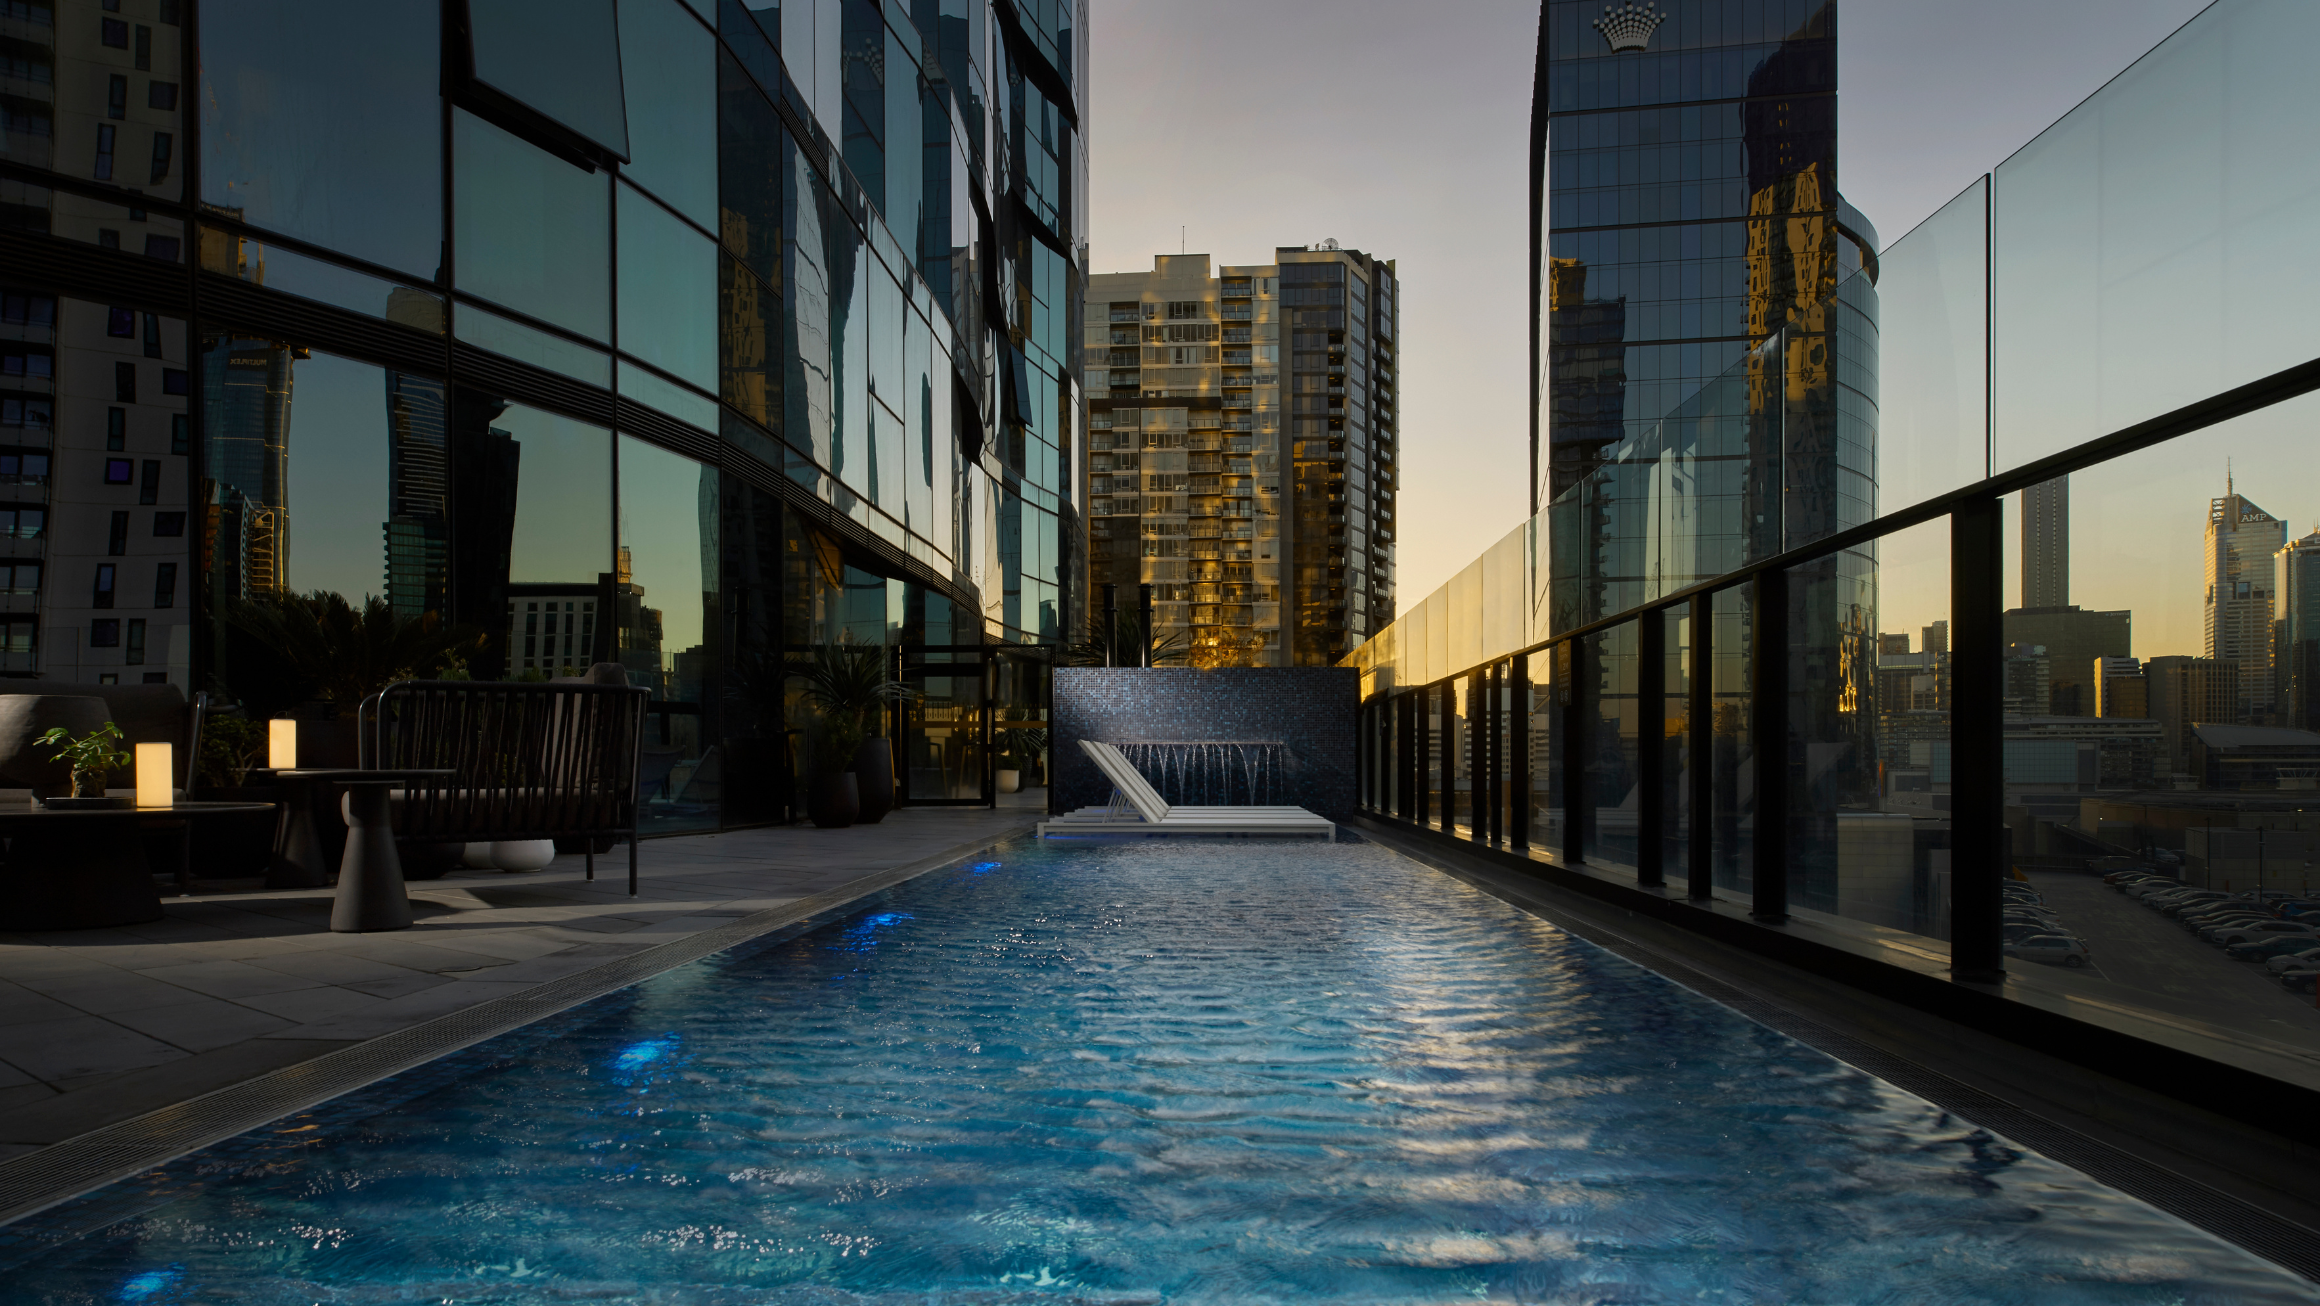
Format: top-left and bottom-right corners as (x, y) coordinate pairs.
(489, 839), (557, 872)
(996, 768), (1020, 794)
(460, 842), (498, 869)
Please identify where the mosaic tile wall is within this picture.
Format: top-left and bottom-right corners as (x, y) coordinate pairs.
(1050, 668), (1358, 820)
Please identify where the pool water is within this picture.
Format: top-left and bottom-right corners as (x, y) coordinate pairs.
(2, 836), (2312, 1304)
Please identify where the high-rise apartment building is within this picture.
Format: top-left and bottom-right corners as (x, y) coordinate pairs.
(2001, 605), (2129, 718)
(1084, 248), (1398, 666)
(1, 0), (1085, 828)
(2277, 528), (2320, 732)
(2207, 485), (2285, 721)
(2022, 475), (2069, 608)
(2092, 655), (2149, 719)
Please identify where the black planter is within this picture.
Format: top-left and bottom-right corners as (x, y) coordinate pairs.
(808, 772), (859, 828)
(851, 737), (895, 824)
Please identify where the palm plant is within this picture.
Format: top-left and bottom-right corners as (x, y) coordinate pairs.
(783, 642), (913, 773)
(1062, 610), (1190, 667)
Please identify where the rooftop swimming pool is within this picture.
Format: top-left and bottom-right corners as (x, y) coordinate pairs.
(2, 835), (2311, 1304)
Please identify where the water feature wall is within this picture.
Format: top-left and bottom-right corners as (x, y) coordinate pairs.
(1050, 667), (1357, 820)
(1114, 741), (1292, 807)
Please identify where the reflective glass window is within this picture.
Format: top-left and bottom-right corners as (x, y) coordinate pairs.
(717, 49), (786, 292)
(785, 138), (834, 468)
(617, 182), (716, 390)
(617, 435), (719, 834)
(454, 109), (611, 340)
(721, 251), (781, 431)
(200, 234), (444, 332)
(1710, 585), (1754, 895)
(618, 0), (715, 228)
(199, 0), (439, 275)
(468, 0), (630, 159)
(456, 303), (611, 388)
(882, 27), (922, 247)
(1581, 624), (1637, 871)
(619, 359), (719, 433)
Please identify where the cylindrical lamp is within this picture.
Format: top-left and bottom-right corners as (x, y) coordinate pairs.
(268, 719), (298, 770)
(135, 742), (173, 808)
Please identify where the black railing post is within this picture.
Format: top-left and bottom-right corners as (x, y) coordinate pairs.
(1637, 612), (1666, 887)
(1414, 684), (1431, 826)
(1137, 583), (1154, 667)
(1488, 661), (1505, 845)
(1400, 689), (1417, 822)
(1101, 583), (1117, 666)
(1751, 567), (1789, 922)
(1689, 591), (1715, 901)
(1952, 496), (2007, 981)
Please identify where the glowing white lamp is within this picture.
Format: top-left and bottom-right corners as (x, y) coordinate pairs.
(268, 719), (298, 770)
(135, 742), (173, 808)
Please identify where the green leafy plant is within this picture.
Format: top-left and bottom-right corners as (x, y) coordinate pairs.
(39, 722), (131, 796)
(196, 716), (269, 789)
(784, 642), (913, 773)
(996, 727), (1049, 776)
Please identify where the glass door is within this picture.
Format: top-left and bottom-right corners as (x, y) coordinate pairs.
(991, 649), (1052, 804)
(899, 647), (990, 805)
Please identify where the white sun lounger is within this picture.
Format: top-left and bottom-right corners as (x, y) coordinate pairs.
(1036, 740), (1334, 838)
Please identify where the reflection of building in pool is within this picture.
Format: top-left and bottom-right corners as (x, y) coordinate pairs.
(200, 334), (300, 600)
(504, 582), (599, 679)
(382, 369), (449, 623)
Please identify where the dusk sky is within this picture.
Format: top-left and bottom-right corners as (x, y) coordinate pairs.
(1088, 0), (2215, 620)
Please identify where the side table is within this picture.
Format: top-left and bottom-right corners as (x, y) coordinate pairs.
(271, 768), (455, 933)
(0, 801), (277, 931)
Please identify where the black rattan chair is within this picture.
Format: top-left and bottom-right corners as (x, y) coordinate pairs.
(359, 678), (651, 895)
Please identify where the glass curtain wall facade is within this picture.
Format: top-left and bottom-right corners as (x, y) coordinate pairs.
(1082, 247), (1398, 666)
(1353, 0), (2320, 1163)
(0, 0), (1084, 830)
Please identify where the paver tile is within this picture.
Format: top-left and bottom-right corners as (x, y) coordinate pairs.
(0, 1016), (185, 1083)
(0, 978), (84, 1027)
(243, 952), (435, 987)
(234, 986), (387, 1024)
(134, 959), (327, 1000)
(322, 938), (521, 973)
(105, 998), (295, 1053)
(15, 968), (208, 1015)
(341, 972), (455, 1000)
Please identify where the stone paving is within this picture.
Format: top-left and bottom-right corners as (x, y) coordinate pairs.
(0, 803), (1040, 1161)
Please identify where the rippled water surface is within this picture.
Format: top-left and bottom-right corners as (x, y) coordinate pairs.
(3, 836), (2312, 1304)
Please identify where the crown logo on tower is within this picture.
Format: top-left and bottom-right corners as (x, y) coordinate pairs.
(1593, 1), (1666, 52)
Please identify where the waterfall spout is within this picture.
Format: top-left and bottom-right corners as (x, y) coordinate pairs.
(1111, 741), (1291, 807)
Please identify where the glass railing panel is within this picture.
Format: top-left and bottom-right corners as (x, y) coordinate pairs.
(1584, 619), (1638, 872)
(1528, 646), (1565, 858)
(1785, 517), (1952, 950)
(1710, 585), (1755, 895)
(1986, 388), (2320, 1078)
(1992, 0), (2320, 473)
(1662, 605), (1692, 880)
(1873, 177), (1988, 511)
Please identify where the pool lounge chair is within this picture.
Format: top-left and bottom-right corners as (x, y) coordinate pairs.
(1038, 740), (1334, 838)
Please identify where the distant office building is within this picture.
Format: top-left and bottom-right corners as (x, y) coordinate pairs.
(2093, 655), (2148, 719)
(1085, 248), (1399, 666)
(2001, 605), (2129, 717)
(2276, 529), (2320, 732)
(2003, 643), (2051, 716)
(2208, 486), (2286, 721)
(2189, 724), (2320, 792)
(2022, 475), (2070, 609)
(2148, 654), (2241, 778)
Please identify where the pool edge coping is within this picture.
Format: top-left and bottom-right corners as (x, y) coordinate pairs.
(1355, 819), (2320, 1284)
(0, 817), (1041, 1230)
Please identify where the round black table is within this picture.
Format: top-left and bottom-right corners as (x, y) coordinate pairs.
(269, 769), (455, 934)
(0, 801), (277, 931)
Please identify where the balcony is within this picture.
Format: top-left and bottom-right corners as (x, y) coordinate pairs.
(1221, 305), (1253, 320)
(1109, 310), (1140, 322)
(1221, 394), (1253, 409)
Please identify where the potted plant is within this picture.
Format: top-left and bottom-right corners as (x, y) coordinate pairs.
(996, 728), (1048, 793)
(785, 642), (911, 828)
(36, 722), (130, 799)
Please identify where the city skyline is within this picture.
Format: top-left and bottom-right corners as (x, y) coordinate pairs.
(1091, 0), (2212, 613)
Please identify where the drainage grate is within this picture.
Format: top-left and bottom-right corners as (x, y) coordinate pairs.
(1369, 829), (2320, 1283)
(0, 820), (1038, 1230)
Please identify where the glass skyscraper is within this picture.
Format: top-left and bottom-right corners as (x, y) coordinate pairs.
(1535, 0), (1877, 631)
